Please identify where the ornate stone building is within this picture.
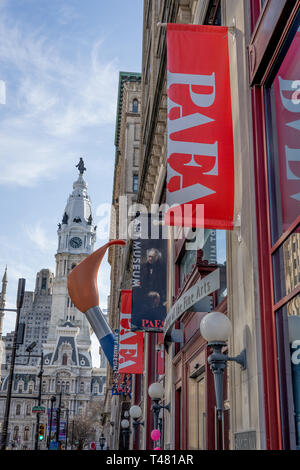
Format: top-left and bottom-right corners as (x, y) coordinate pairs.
(0, 163), (106, 450)
(103, 72), (142, 450)
(120, 0), (300, 451)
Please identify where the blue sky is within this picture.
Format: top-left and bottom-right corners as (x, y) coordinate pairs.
(0, 0), (143, 366)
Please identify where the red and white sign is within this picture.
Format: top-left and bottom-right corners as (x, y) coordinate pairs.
(165, 24), (235, 229)
(273, 30), (300, 233)
(118, 290), (144, 374)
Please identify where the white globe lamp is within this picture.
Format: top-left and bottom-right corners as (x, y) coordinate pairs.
(200, 311), (232, 343)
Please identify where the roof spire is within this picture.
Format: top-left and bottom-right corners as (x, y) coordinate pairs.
(2, 266), (7, 285)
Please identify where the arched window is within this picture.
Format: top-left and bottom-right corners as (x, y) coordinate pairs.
(132, 98), (138, 113)
(13, 426), (19, 440)
(16, 404), (21, 416)
(62, 354), (68, 366)
(24, 426), (30, 441)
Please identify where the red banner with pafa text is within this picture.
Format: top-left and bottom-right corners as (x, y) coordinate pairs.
(165, 24), (235, 229)
(118, 290), (143, 374)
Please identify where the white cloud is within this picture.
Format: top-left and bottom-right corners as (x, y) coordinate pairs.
(0, 14), (118, 133)
(0, 132), (74, 186)
(0, 4), (119, 186)
(25, 221), (57, 252)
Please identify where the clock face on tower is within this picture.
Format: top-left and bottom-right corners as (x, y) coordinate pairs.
(70, 237), (82, 248)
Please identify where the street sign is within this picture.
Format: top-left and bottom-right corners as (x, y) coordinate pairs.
(32, 406), (46, 413)
(49, 441), (59, 450)
(163, 268), (220, 339)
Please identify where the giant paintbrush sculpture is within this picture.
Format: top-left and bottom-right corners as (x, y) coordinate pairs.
(67, 240), (126, 367)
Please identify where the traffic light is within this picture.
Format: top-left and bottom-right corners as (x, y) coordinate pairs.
(38, 424), (45, 441)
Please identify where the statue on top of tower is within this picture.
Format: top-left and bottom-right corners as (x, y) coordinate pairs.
(76, 158), (86, 175)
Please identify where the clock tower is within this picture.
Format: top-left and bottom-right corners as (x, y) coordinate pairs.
(46, 160), (96, 342)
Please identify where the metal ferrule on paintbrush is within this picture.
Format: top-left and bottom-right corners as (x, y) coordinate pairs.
(67, 240), (126, 368)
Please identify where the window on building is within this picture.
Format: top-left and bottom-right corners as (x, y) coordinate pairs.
(62, 354), (68, 366)
(16, 404), (21, 416)
(41, 277), (47, 289)
(133, 174), (139, 193)
(24, 426), (30, 441)
(176, 229), (227, 304)
(132, 98), (138, 113)
(250, 3), (300, 449)
(204, 0), (221, 25)
(263, 18), (300, 448)
(26, 404), (31, 415)
(13, 426), (19, 440)
(188, 372), (206, 450)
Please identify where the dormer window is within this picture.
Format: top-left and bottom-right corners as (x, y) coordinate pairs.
(62, 354), (68, 366)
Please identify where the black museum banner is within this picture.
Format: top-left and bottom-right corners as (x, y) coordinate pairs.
(131, 213), (167, 332)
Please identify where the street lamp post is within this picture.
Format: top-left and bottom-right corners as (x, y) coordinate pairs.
(200, 311), (246, 421)
(65, 408), (69, 450)
(34, 352), (44, 450)
(0, 278), (26, 451)
(48, 396), (56, 448)
(129, 405), (144, 444)
(56, 390), (62, 448)
(71, 417), (75, 450)
(200, 311), (246, 450)
(99, 432), (106, 450)
(120, 419), (130, 449)
(148, 382), (170, 431)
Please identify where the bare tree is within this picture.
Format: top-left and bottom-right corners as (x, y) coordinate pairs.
(69, 400), (104, 450)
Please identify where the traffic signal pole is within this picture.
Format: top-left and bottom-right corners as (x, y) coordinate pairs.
(56, 390), (62, 448)
(0, 279), (25, 451)
(34, 352), (44, 450)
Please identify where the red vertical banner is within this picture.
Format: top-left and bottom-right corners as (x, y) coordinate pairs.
(273, 30), (300, 233)
(157, 333), (165, 375)
(118, 290), (144, 374)
(165, 24), (235, 229)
